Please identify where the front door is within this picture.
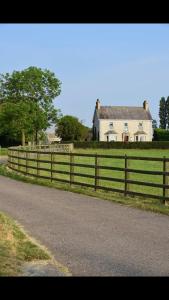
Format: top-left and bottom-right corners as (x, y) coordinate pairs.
(124, 135), (129, 142)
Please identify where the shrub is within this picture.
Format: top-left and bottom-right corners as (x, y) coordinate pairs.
(153, 129), (169, 141)
(71, 141), (169, 149)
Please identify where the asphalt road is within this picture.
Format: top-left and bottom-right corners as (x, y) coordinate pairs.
(0, 174), (169, 276)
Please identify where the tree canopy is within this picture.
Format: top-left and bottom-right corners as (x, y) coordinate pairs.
(159, 97), (167, 129)
(55, 115), (90, 141)
(0, 66), (62, 145)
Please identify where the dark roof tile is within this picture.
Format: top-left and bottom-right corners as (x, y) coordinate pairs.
(98, 106), (152, 120)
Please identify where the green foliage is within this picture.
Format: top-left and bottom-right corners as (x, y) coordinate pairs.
(0, 66), (62, 144)
(73, 141), (169, 149)
(159, 97), (167, 129)
(0, 66), (61, 105)
(0, 102), (32, 141)
(166, 96), (169, 129)
(56, 115), (90, 141)
(0, 148), (7, 155)
(153, 128), (169, 141)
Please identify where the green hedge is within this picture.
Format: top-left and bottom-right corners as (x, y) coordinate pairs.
(153, 129), (169, 141)
(72, 141), (169, 149)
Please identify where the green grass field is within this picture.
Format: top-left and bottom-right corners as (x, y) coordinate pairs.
(0, 148), (7, 156)
(9, 148), (169, 200)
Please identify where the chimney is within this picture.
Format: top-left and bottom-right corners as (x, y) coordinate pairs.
(96, 99), (101, 110)
(143, 100), (149, 111)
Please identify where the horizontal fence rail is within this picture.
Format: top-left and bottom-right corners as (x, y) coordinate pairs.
(7, 146), (169, 204)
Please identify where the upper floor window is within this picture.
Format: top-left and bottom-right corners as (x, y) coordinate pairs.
(138, 122), (143, 130)
(109, 122), (113, 129)
(124, 122), (128, 132)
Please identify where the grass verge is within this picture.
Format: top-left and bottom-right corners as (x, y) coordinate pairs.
(0, 211), (51, 276)
(0, 148), (7, 156)
(0, 163), (169, 216)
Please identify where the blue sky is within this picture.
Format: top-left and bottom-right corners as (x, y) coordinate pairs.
(1, 24), (169, 128)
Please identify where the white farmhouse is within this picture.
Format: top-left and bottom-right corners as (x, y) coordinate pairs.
(92, 99), (153, 142)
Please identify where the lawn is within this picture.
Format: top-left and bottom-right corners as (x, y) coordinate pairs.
(0, 211), (50, 276)
(0, 148), (7, 156)
(8, 147), (169, 200)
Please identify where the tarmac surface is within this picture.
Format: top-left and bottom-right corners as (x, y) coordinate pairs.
(0, 174), (169, 276)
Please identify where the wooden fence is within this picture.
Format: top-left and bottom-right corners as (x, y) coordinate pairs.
(7, 147), (169, 205)
(21, 143), (74, 152)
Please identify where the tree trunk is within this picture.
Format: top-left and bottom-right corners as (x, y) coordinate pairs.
(21, 129), (25, 146)
(35, 129), (38, 145)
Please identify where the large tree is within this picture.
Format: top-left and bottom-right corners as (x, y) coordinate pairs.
(56, 115), (90, 141)
(0, 66), (61, 145)
(166, 96), (169, 129)
(159, 97), (166, 129)
(0, 102), (30, 145)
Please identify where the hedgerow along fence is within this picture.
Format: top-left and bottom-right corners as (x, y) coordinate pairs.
(7, 146), (169, 205)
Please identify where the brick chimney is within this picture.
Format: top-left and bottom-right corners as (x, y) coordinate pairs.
(96, 99), (101, 110)
(143, 100), (149, 111)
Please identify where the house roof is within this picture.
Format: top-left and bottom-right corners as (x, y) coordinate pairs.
(98, 106), (152, 120)
(134, 130), (147, 135)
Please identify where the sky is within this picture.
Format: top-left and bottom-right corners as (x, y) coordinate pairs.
(0, 24), (169, 128)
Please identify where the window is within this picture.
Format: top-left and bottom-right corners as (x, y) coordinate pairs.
(124, 122), (128, 132)
(109, 134), (117, 142)
(109, 122), (113, 129)
(138, 122), (143, 130)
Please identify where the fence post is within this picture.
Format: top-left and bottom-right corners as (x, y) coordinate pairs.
(26, 151), (28, 174)
(95, 153), (99, 191)
(37, 151), (40, 177)
(18, 150), (20, 171)
(163, 156), (166, 202)
(165, 158), (169, 206)
(124, 154), (130, 196)
(51, 152), (53, 182)
(7, 149), (10, 168)
(70, 152), (74, 185)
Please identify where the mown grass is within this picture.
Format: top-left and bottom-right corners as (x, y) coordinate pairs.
(10, 148), (169, 198)
(0, 148), (7, 156)
(0, 211), (50, 276)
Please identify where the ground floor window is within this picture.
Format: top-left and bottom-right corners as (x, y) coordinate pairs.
(135, 135), (146, 141)
(107, 134), (117, 142)
(140, 136), (146, 141)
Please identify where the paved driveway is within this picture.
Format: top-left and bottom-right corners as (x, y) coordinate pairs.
(0, 174), (169, 276)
